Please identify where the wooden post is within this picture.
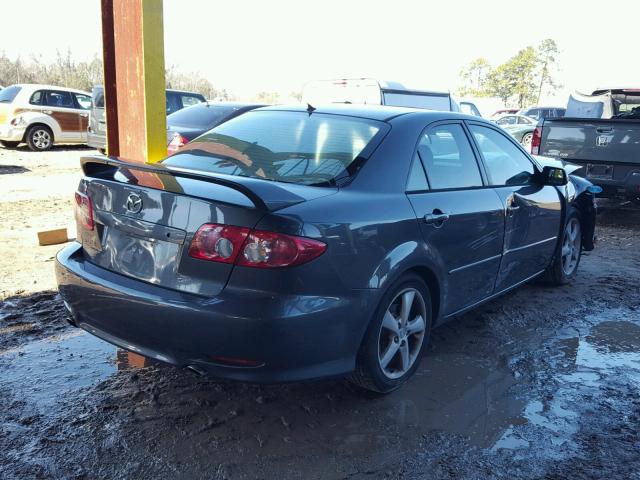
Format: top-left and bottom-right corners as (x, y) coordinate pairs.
(100, 0), (166, 164)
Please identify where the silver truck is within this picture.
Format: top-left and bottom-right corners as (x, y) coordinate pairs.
(533, 88), (640, 203)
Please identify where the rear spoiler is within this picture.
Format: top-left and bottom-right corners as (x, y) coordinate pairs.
(80, 155), (310, 212)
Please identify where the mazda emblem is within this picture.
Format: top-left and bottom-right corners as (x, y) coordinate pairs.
(125, 193), (143, 213)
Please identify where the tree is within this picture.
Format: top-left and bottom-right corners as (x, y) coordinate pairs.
(457, 40), (561, 107)
(457, 58), (491, 97)
(535, 39), (560, 104)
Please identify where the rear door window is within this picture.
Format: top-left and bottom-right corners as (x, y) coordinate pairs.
(45, 91), (75, 108)
(0, 85), (21, 103)
(416, 123), (483, 190)
(469, 124), (535, 186)
(406, 154), (429, 191)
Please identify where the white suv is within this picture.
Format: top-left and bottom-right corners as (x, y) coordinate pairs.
(0, 84), (91, 151)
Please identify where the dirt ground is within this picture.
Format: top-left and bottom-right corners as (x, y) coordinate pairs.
(1, 145), (639, 480)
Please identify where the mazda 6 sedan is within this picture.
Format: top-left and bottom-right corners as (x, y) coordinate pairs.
(56, 105), (597, 393)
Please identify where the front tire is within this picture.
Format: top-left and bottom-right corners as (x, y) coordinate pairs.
(0, 140), (19, 148)
(26, 125), (53, 151)
(544, 210), (582, 285)
(349, 273), (432, 393)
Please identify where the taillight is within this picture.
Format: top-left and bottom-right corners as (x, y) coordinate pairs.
(237, 230), (327, 268)
(74, 191), (94, 230)
(188, 224), (251, 263)
(188, 224), (327, 268)
(531, 126), (542, 155)
(167, 133), (188, 155)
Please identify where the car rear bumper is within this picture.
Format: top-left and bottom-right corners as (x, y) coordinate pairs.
(55, 243), (376, 383)
(0, 124), (26, 142)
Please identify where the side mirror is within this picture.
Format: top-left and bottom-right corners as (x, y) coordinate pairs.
(541, 166), (568, 186)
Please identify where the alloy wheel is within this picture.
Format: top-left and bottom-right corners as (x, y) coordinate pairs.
(32, 129), (51, 150)
(522, 133), (533, 149)
(561, 217), (581, 275)
(377, 288), (427, 379)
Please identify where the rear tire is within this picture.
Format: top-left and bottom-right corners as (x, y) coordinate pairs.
(349, 273), (432, 393)
(544, 209), (582, 285)
(521, 132), (533, 149)
(26, 125), (53, 151)
(0, 140), (19, 148)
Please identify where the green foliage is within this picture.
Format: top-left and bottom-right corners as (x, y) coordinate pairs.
(458, 39), (561, 107)
(0, 50), (102, 92)
(457, 58), (491, 97)
(535, 38), (561, 104)
(165, 65), (231, 100)
(0, 51), (229, 100)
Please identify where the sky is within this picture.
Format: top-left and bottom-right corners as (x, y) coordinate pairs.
(1, 0), (638, 107)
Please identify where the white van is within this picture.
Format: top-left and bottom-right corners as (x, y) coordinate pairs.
(302, 78), (481, 116)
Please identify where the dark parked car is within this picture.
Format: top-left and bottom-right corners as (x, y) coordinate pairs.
(517, 106), (565, 121)
(88, 86), (206, 151)
(167, 102), (264, 154)
(56, 105), (597, 393)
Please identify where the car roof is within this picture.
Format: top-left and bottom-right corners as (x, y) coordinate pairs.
(13, 84), (90, 95)
(253, 103), (464, 121)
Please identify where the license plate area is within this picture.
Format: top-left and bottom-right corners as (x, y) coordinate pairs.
(586, 164), (614, 180)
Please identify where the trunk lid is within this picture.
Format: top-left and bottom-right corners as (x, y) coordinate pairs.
(77, 156), (335, 296)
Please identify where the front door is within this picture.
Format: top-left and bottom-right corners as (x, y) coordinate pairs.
(406, 122), (505, 316)
(467, 123), (562, 292)
(72, 92), (91, 142)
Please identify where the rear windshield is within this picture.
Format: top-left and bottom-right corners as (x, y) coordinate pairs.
(167, 104), (240, 129)
(0, 85), (21, 103)
(162, 111), (387, 186)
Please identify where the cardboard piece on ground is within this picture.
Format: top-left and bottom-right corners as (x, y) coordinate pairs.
(37, 228), (68, 246)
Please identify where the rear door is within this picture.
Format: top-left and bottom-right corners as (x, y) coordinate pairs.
(468, 123), (562, 292)
(406, 121), (504, 315)
(43, 90), (85, 141)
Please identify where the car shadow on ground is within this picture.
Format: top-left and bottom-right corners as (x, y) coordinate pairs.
(1, 144), (97, 153)
(0, 164), (30, 174)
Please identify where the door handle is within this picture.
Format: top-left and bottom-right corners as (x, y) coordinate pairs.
(424, 210), (449, 226)
(507, 204), (520, 216)
(596, 127), (613, 134)
(80, 113), (89, 118)
(42, 109), (52, 115)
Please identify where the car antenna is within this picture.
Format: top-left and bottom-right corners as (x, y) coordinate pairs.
(306, 103), (316, 116)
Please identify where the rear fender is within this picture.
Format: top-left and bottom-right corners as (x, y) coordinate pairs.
(367, 240), (446, 323)
(16, 111), (61, 139)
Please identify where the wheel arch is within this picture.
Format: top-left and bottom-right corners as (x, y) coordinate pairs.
(23, 122), (56, 143)
(405, 265), (442, 324)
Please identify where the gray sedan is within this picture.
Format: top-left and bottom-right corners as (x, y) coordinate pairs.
(56, 105), (597, 393)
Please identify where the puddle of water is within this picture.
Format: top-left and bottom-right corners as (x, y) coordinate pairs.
(492, 308), (640, 454)
(0, 330), (117, 409)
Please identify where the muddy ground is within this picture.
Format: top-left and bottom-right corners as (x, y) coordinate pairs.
(1, 145), (640, 479)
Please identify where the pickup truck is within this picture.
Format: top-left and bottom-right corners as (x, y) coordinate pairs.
(532, 88), (640, 203)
